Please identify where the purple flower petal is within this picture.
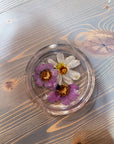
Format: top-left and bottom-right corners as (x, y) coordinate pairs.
(70, 83), (79, 90)
(55, 95), (61, 102)
(50, 81), (58, 90)
(36, 78), (43, 87)
(50, 69), (58, 77)
(49, 77), (56, 83)
(70, 88), (79, 95)
(35, 64), (46, 74)
(61, 97), (70, 105)
(33, 73), (39, 80)
(44, 81), (52, 88)
(47, 91), (57, 102)
(46, 63), (54, 69)
(68, 91), (78, 101)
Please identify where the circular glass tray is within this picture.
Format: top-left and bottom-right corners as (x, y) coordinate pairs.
(25, 44), (95, 115)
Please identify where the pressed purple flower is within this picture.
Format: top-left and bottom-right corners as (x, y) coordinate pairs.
(34, 63), (58, 88)
(47, 83), (79, 105)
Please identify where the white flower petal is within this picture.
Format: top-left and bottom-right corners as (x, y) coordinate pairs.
(57, 74), (62, 85)
(68, 60), (80, 68)
(65, 55), (75, 65)
(69, 70), (81, 80)
(57, 53), (64, 63)
(47, 59), (57, 67)
(62, 74), (73, 84)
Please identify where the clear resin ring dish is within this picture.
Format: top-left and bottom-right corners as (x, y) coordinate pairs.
(25, 44), (95, 115)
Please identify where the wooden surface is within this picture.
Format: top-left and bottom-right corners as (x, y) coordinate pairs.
(0, 0), (114, 143)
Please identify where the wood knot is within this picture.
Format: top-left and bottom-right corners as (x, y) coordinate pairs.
(3, 79), (18, 91)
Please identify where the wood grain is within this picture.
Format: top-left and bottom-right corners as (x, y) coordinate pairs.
(0, 0), (31, 14)
(0, 0), (114, 143)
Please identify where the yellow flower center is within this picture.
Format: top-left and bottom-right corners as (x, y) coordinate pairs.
(40, 69), (52, 81)
(56, 63), (68, 75)
(56, 85), (70, 97)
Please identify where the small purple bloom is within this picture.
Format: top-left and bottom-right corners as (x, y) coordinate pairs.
(34, 63), (58, 89)
(47, 83), (79, 105)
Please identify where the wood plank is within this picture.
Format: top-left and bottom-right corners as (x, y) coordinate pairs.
(0, 0), (113, 143)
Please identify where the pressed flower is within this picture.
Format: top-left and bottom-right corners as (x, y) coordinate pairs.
(48, 53), (81, 85)
(47, 83), (79, 105)
(34, 63), (58, 89)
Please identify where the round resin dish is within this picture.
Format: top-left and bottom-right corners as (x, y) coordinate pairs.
(25, 44), (95, 115)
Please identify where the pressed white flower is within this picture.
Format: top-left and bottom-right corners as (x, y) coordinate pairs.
(48, 53), (81, 85)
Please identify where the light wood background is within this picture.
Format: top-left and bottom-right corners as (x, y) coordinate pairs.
(0, 0), (114, 144)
